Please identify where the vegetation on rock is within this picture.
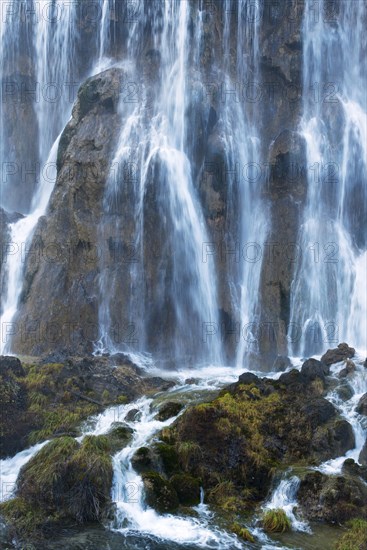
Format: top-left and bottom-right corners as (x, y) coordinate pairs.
(0, 435), (113, 542)
(262, 509), (291, 533)
(335, 519), (367, 550)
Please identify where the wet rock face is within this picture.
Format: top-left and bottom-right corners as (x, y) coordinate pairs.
(321, 343), (356, 366)
(257, 130), (307, 364)
(356, 394), (367, 416)
(298, 471), (367, 523)
(5, 1), (308, 362)
(11, 68), (124, 357)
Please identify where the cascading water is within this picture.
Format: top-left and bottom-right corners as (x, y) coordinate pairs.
(264, 474), (310, 533)
(96, 0), (268, 368)
(96, 1), (223, 365)
(221, 0), (268, 367)
(288, 0), (367, 357)
(0, 138), (59, 354)
(0, 1), (119, 353)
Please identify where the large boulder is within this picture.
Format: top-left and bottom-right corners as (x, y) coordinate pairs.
(152, 371), (355, 512)
(356, 394), (367, 416)
(298, 471), (367, 523)
(301, 358), (329, 381)
(141, 472), (179, 513)
(154, 402), (184, 422)
(321, 343), (356, 366)
(1, 435), (114, 537)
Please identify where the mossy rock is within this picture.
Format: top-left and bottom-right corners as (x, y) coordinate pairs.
(336, 519), (367, 550)
(131, 446), (157, 473)
(262, 509), (291, 533)
(106, 422), (133, 453)
(142, 471), (179, 513)
(0, 497), (50, 540)
(153, 442), (180, 476)
(155, 401), (184, 422)
(170, 474), (201, 506)
(15, 435), (113, 527)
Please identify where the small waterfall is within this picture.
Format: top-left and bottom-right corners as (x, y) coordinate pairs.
(0, 138), (59, 354)
(264, 475), (310, 533)
(318, 357), (367, 473)
(288, 0), (367, 357)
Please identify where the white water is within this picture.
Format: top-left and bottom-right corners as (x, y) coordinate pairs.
(0, 138), (59, 354)
(0, 441), (49, 502)
(288, 0), (367, 357)
(96, 0), (223, 364)
(264, 475), (310, 533)
(317, 357), (367, 474)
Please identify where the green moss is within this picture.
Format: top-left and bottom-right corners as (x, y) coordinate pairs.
(116, 394), (128, 404)
(0, 497), (48, 539)
(230, 523), (255, 543)
(176, 441), (202, 471)
(106, 424), (133, 453)
(336, 519), (367, 550)
(170, 474), (201, 506)
(15, 435), (113, 528)
(262, 509), (291, 533)
(142, 471), (179, 513)
(154, 443), (180, 476)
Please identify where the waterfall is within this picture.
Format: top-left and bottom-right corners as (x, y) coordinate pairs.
(0, 138), (59, 354)
(264, 475), (310, 533)
(95, 1), (268, 367)
(288, 0), (367, 357)
(0, 1), (117, 353)
(96, 1), (223, 365)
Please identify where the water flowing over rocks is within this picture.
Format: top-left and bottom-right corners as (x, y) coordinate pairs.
(0, 354), (172, 458)
(11, 69), (124, 356)
(0, 0), (366, 548)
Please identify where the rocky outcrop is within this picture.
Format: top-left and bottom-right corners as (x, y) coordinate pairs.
(0, 354), (173, 458)
(321, 343), (356, 366)
(0, 435), (113, 542)
(147, 368), (354, 512)
(298, 471), (367, 523)
(356, 394), (367, 416)
(11, 68), (124, 356)
(257, 130), (307, 364)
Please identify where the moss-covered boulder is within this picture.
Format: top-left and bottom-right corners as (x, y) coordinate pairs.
(131, 447), (158, 474)
(154, 402), (184, 421)
(151, 371), (355, 515)
(106, 423), (133, 453)
(298, 472), (367, 524)
(1, 436), (113, 531)
(141, 472), (179, 513)
(170, 474), (201, 506)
